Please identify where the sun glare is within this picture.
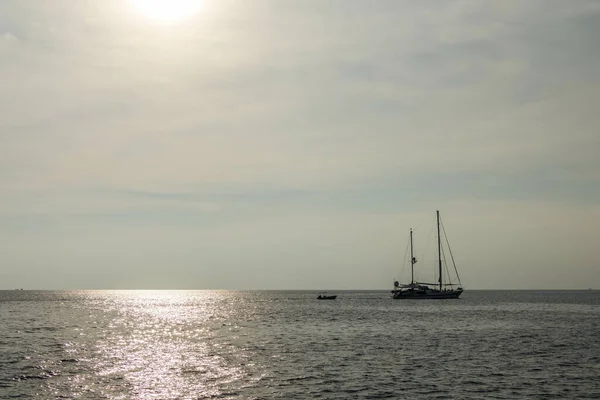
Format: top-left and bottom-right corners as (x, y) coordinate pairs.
(131, 0), (203, 21)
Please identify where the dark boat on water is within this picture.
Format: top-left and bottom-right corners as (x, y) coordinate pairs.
(317, 293), (337, 300)
(392, 211), (464, 299)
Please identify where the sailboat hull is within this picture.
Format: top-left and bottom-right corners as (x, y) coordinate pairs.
(392, 289), (463, 299)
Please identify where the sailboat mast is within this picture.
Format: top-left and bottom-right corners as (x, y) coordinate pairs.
(410, 228), (414, 285)
(437, 210), (442, 290)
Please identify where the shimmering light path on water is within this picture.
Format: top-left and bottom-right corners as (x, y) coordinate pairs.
(1, 290), (599, 399)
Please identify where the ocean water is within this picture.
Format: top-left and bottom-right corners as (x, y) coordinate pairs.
(0, 290), (599, 399)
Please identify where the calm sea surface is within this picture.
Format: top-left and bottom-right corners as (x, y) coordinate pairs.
(0, 290), (599, 399)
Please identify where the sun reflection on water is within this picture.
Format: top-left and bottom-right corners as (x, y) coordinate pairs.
(88, 291), (251, 399)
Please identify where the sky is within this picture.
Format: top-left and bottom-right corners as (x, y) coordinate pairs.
(1, 0), (599, 290)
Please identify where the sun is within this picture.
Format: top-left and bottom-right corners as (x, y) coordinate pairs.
(131, 0), (203, 21)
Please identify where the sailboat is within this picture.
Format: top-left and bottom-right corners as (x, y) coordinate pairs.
(317, 292), (337, 300)
(392, 211), (464, 299)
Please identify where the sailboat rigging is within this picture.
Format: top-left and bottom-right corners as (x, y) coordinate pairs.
(392, 211), (464, 299)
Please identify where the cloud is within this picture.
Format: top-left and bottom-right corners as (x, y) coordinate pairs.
(1, 31), (18, 45)
(0, 0), (599, 288)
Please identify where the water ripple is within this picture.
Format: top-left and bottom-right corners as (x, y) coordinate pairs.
(0, 290), (599, 399)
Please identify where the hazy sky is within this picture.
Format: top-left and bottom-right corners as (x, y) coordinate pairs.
(1, 0), (599, 290)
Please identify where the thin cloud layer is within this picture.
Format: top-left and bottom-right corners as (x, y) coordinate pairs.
(1, 0), (598, 289)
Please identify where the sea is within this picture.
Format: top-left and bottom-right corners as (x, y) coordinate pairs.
(0, 290), (599, 399)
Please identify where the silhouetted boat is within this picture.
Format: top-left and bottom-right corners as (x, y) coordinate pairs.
(392, 211), (464, 299)
(317, 293), (337, 300)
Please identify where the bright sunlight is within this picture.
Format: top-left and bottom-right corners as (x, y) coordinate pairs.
(131, 0), (203, 21)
